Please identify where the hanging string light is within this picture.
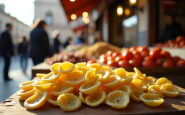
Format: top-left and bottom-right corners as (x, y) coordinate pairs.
(82, 17), (90, 24)
(82, 11), (90, 24)
(117, 6), (124, 16)
(82, 12), (88, 17)
(71, 14), (77, 20)
(129, 0), (137, 5)
(125, 8), (131, 16)
(70, 0), (75, 2)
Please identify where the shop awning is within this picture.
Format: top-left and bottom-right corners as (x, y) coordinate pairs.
(60, 0), (98, 21)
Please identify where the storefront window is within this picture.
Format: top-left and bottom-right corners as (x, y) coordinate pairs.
(123, 15), (137, 47)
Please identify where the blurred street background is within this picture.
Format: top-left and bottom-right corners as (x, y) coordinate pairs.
(0, 56), (32, 102)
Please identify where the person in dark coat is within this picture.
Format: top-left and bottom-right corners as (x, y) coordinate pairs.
(162, 15), (183, 42)
(52, 31), (61, 54)
(18, 36), (28, 73)
(63, 37), (72, 48)
(29, 19), (51, 65)
(74, 31), (85, 45)
(0, 23), (13, 81)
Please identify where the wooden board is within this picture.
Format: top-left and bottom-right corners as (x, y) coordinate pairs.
(1, 86), (185, 115)
(32, 62), (185, 77)
(125, 67), (185, 76)
(32, 62), (50, 76)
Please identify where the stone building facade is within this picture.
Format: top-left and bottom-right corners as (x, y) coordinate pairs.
(0, 4), (30, 44)
(34, 0), (75, 43)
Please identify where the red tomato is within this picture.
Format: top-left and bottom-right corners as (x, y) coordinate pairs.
(152, 47), (162, 52)
(165, 44), (169, 47)
(133, 53), (143, 62)
(115, 56), (124, 62)
(99, 58), (107, 64)
(118, 60), (132, 68)
(176, 60), (185, 67)
(172, 56), (181, 63)
(122, 50), (134, 60)
(99, 54), (107, 59)
(142, 60), (155, 68)
(106, 51), (114, 56)
(107, 60), (119, 67)
(156, 58), (165, 67)
(129, 58), (141, 67)
(144, 56), (153, 61)
(87, 60), (97, 65)
(167, 40), (176, 48)
(132, 50), (140, 55)
(169, 43), (176, 48)
(129, 46), (137, 52)
(174, 43), (180, 48)
(162, 59), (175, 68)
(176, 36), (185, 43)
(167, 40), (175, 45)
(137, 46), (149, 52)
(140, 50), (149, 57)
(112, 52), (121, 58)
(150, 48), (162, 59)
(161, 51), (171, 58)
(155, 43), (163, 47)
(179, 40), (185, 48)
(107, 56), (114, 61)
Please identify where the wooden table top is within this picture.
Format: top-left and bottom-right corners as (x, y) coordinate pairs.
(1, 86), (185, 115)
(32, 62), (50, 76)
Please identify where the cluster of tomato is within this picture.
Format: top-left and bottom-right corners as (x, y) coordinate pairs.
(155, 36), (185, 48)
(98, 46), (185, 68)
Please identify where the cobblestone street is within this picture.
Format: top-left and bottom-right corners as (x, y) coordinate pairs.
(0, 55), (32, 102)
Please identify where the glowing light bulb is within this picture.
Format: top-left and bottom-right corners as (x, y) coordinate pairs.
(130, 0), (137, 5)
(117, 6), (123, 16)
(71, 14), (76, 20)
(82, 17), (90, 24)
(82, 12), (88, 17)
(70, 0), (75, 2)
(125, 8), (130, 16)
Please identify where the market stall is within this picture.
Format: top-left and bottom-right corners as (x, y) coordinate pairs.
(1, 0), (185, 115)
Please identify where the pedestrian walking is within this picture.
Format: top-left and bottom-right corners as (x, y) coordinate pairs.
(74, 30), (86, 45)
(18, 36), (28, 73)
(29, 19), (51, 65)
(52, 30), (61, 54)
(0, 23), (13, 81)
(64, 37), (72, 48)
